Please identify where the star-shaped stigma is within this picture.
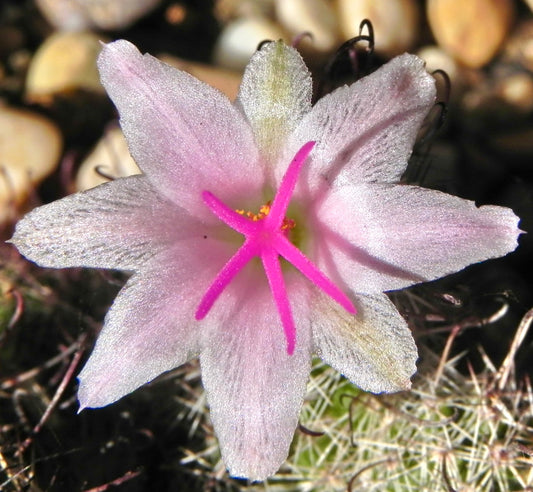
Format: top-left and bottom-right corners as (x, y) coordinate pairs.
(195, 141), (357, 354)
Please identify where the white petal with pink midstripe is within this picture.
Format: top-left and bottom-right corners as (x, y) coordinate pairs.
(11, 175), (189, 271)
(283, 54), (436, 194)
(77, 235), (234, 408)
(200, 273), (312, 480)
(98, 40), (262, 219)
(316, 183), (521, 294)
(312, 292), (417, 393)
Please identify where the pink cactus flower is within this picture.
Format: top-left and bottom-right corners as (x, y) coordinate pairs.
(11, 40), (521, 480)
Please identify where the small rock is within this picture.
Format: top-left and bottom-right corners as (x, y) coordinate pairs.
(0, 106), (62, 223)
(459, 65), (533, 139)
(25, 31), (105, 105)
(35, 0), (89, 31)
(498, 73), (533, 113)
(0, 273), (16, 331)
(427, 0), (514, 68)
(159, 55), (242, 100)
(76, 125), (140, 192)
(35, 0), (162, 31)
(275, 0), (340, 53)
(503, 20), (533, 73)
(1, 164), (31, 225)
(214, 0), (275, 22)
(213, 16), (286, 71)
(416, 44), (465, 104)
(417, 45), (460, 85)
(336, 0), (420, 57)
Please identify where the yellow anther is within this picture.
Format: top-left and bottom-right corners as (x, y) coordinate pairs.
(259, 204), (271, 216)
(281, 218), (296, 231)
(235, 201), (296, 231)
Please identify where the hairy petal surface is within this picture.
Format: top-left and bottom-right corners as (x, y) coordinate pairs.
(200, 273), (312, 480)
(78, 235), (233, 408)
(98, 40), (261, 217)
(316, 183), (521, 293)
(283, 54), (436, 192)
(10, 176), (191, 271)
(312, 293), (417, 392)
(236, 41), (312, 170)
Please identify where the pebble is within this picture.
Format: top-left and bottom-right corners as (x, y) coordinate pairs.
(498, 73), (533, 113)
(0, 106), (62, 223)
(76, 51), (243, 192)
(159, 54), (242, 100)
(0, 273), (16, 331)
(213, 16), (286, 71)
(417, 45), (461, 88)
(76, 126), (140, 191)
(336, 0), (420, 57)
(460, 66), (533, 133)
(25, 31), (105, 105)
(503, 20), (533, 73)
(215, 0), (275, 22)
(417, 45), (458, 77)
(275, 0), (340, 53)
(427, 0), (514, 68)
(35, 0), (162, 31)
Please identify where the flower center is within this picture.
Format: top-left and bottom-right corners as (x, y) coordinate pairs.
(236, 202), (296, 232)
(195, 141), (356, 355)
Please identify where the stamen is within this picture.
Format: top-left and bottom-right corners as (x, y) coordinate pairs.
(236, 202), (296, 231)
(236, 202), (272, 222)
(196, 140), (357, 354)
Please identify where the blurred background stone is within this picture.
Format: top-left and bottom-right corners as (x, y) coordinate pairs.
(160, 53), (241, 99)
(214, 0), (274, 22)
(417, 44), (462, 90)
(0, 106), (62, 223)
(35, 0), (163, 31)
(25, 31), (105, 105)
(213, 15), (285, 70)
(275, 0), (340, 54)
(503, 19), (533, 73)
(76, 125), (140, 191)
(427, 0), (514, 68)
(336, 0), (420, 57)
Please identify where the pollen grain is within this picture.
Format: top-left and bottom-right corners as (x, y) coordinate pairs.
(236, 202), (296, 231)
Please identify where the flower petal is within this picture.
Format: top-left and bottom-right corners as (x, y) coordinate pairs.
(199, 273), (312, 480)
(312, 293), (417, 393)
(78, 235), (233, 408)
(316, 183), (521, 293)
(97, 40), (261, 216)
(11, 175), (193, 271)
(236, 41), (312, 170)
(284, 54), (436, 191)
